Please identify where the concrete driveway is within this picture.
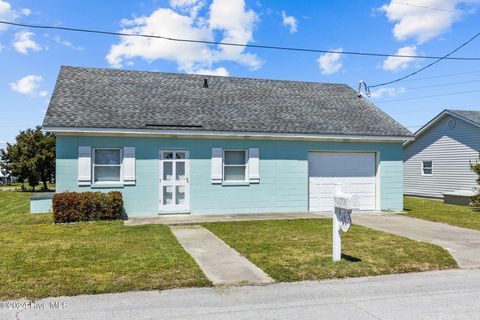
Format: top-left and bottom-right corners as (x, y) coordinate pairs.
(352, 212), (480, 268)
(2, 269), (479, 320)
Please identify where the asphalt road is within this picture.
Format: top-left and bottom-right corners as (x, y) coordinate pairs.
(2, 269), (479, 320)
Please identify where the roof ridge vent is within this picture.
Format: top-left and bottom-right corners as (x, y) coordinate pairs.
(203, 78), (209, 88)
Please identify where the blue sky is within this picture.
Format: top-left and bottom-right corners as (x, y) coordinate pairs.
(1, 0), (480, 146)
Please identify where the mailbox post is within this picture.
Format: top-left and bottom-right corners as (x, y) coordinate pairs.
(332, 188), (359, 262)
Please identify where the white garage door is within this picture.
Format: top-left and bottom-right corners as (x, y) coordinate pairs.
(308, 152), (376, 212)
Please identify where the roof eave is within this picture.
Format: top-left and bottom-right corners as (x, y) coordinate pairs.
(44, 126), (414, 143)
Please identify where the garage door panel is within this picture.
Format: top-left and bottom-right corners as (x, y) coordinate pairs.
(309, 196), (334, 212)
(308, 152), (376, 212)
(348, 181), (375, 193)
(308, 153), (375, 177)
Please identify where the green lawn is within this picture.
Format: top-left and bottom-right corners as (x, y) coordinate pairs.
(0, 191), (210, 299)
(204, 219), (457, 282)
(404, 197), (480, 231)
(0, 182), (56, 192)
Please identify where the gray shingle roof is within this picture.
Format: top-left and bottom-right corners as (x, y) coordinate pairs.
(43, 66), (413, 137)
(448, 109), (480, 127)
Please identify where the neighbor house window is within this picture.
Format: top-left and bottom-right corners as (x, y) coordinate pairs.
(223, 150), (247, 182)
(93, 148), (122, 183)
(422, 160), (433, 175)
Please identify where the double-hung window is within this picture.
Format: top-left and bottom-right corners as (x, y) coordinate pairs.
(223, 150), (247, 182)
(93, 148), (122, 183)
(422, 160), (433, 175)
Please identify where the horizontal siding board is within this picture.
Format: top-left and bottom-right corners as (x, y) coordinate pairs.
(404, 115), (479, 198)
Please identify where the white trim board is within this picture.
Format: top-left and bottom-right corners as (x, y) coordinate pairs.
(44, 127), (413, 143)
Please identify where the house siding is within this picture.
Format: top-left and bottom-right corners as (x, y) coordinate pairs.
(56, 135), (404, 216)
(404, 115), (480, 198)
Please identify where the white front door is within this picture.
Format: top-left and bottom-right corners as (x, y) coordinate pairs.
(160, 150), (190, 212)
(308, 152), (376, 212)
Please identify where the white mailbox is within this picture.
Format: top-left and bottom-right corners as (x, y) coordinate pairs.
(334, 193), (360, 211)
(332, 191), (359, 261)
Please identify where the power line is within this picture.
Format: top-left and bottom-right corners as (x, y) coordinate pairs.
(368, 31), (480, 88)
(404, 78), (480, 90)
(398, 70), (480, 82)
(1, 20), (480, 61)
(375, 88), (480, 103)
(390, 1), (465, 14)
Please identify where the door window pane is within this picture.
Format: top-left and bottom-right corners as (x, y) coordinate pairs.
(225, 150), (246, 165)
(164, 152), (173, 159)
(95, 149), (120, 165)
(176, 162), (185, 181)
(224, 166), (246, 181)
(94, 166), (121, 182)
(176, 186), (185, 205)
(163, 162), (173, 181)
(163, 186), (173, 205)
(176, 152), (185, 159)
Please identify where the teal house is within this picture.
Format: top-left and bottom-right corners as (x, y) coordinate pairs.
(43, 66), (413, 217)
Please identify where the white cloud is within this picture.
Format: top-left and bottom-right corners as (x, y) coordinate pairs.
(13, 31), (42, 54)
(107, 0), (260, 74)
(370, 87), (406, 99)
(281, 10), (297, 33)
(209, 0), (260, 69)
(21, 8), (31, 16)
(0, 1), (17, 31)
(379, 0), (478, 43)
(53, 35), (84, 50)
(39, 90), (48, 97)
(382, 45), (417, 71)
(169, 0), (206, 17)
(190, 66), (229, 76)
(317, 48), (343, 75)
(9, 75), (43, 94)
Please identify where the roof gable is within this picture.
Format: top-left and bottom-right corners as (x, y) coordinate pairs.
(404, 109), (480, 146)
(43, 66), (413, 139)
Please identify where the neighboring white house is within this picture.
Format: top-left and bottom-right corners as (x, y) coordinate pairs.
(404, 109), (480, 199)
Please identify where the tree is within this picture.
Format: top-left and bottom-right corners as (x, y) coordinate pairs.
(471, 155), (480, 210)
(0, 127), (55, 191)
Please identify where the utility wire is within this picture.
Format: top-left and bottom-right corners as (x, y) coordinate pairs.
(403, 78), (480, 90)
(398, 69), (480, 82)
(390, 1), (465, 14)
(375, 89), (480, 103)
(368, 31), (480, 89)
(1, 20), (480, 61)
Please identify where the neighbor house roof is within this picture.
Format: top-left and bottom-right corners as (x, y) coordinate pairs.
(404, 109), (480, 146)
(43, 66), (413, 139)
(447, 109), (480, 126)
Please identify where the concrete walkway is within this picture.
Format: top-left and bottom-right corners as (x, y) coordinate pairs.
(125, 212), (322, 226)
(352, 212), (480, 269)
(170, 225), (273, 285)
(3, 269), (479, 320)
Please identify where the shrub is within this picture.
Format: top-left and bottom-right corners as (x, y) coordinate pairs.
(471, 193), (480, 211)
(470, 157), (480, 210)
(52, 191), (123, 223)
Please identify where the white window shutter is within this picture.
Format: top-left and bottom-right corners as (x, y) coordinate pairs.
(211, 147), (223, 184)
(78, 146), (91, 185)
(248, 148), (260, 183)
(123, 147), (136, 185)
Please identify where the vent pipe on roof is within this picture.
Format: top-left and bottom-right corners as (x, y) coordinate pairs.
(203, 79), (209, 88)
